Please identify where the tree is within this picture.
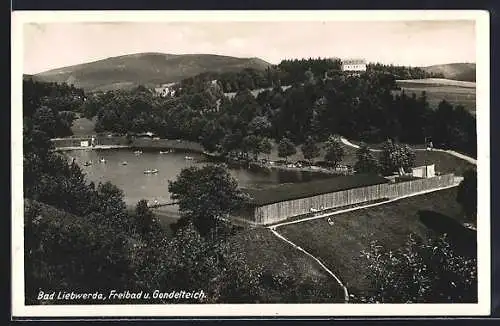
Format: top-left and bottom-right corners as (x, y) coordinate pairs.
(457, 169), (477, 222)
(304, 68), (315, 85)
(134, 199), (159, 238)
(32, 106), (57, 138)
(356, 234), (477, 303)
(150, 222), (225, 301)
(354, 143), (379, 174)
(260, 137), (273, 160)
(324, 135), (344, 168)
(168, 164), (249, 237)
(301, 136), (320, 163)
(220, 130), (244, 157)
(248, 115), (272, 136)
(242, 134), (264, 161)
(24, 199), (133, 304)
(200, 120), (226, 153)
(278, 137), (297, 162)
(379, 140), (416, 175)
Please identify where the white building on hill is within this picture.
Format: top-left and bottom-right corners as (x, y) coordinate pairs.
(341, 59), (367, 73)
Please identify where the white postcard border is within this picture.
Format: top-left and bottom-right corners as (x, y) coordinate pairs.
(11, 10), (491, 317)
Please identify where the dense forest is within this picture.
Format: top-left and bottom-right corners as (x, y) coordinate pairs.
(81, 59), (475, 158)
(23, 79), (85, 138)
(366, 62), (445, 80)
(175, 58), (445, 95)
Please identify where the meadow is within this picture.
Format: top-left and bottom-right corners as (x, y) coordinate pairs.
(395, 79), (476, 114)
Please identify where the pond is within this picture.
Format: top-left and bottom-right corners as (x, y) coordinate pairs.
(65, 148), (333, 222)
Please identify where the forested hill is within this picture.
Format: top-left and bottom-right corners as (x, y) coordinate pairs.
(421, 63), (476, 82)
(33, 53), (272, 93)
(176, 58), (447, 95)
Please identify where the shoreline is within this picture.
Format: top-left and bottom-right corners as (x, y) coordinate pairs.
(263, 163), (345, 175)
(54, 136), (343, 176)
(54, 145), (131, 151)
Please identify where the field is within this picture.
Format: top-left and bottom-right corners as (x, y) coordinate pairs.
(397, 78), (476, 88)
(277, 187), (475, 297)
(395, 79), (476, 114)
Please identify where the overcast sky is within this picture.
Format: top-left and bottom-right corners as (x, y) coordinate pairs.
(23, 20), (476, 74)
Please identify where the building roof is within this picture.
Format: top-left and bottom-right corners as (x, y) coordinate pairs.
(342, 59), (367, 65)
(242, 173), (389, 206)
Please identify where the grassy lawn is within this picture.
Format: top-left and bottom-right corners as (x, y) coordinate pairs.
(71, 117), (96, 136)
(414, 150), (475, 176)
(277, 187), (473, 297)
(228, 227), (346, 302)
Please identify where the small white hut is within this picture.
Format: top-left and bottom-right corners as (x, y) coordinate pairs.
(412, 164), (436, 178)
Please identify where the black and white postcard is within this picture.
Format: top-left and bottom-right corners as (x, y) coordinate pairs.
(11, 10), (490, 318)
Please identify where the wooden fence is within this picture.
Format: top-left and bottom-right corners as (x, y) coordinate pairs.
(251, 174), (456, 225)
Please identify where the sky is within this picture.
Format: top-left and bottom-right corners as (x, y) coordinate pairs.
(23, 20), (476, 74)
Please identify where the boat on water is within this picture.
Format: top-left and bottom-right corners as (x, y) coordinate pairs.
(159, 149), (173, 154)
(120, 161), (128, 166)
(144, 169), (159, 174)
(83, 161), (93, 166)
(146, 199), (160, 208)
(99, 158), (106, 163)
(184, 156), (194, 160)
(134, 150), (143, 155)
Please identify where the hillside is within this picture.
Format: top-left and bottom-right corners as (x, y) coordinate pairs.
(33, 52), (272, 92)
(422, 63), (476, 82)
(23, 74), (44, 82)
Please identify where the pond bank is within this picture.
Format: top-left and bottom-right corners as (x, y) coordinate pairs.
(53, 136), (345, 176)
(203, 153), (348, 176)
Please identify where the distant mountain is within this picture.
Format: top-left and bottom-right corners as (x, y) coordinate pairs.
(32, 53), (272, 92)
(23, 74), (43, 82)
(422, 63), (476, 82)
